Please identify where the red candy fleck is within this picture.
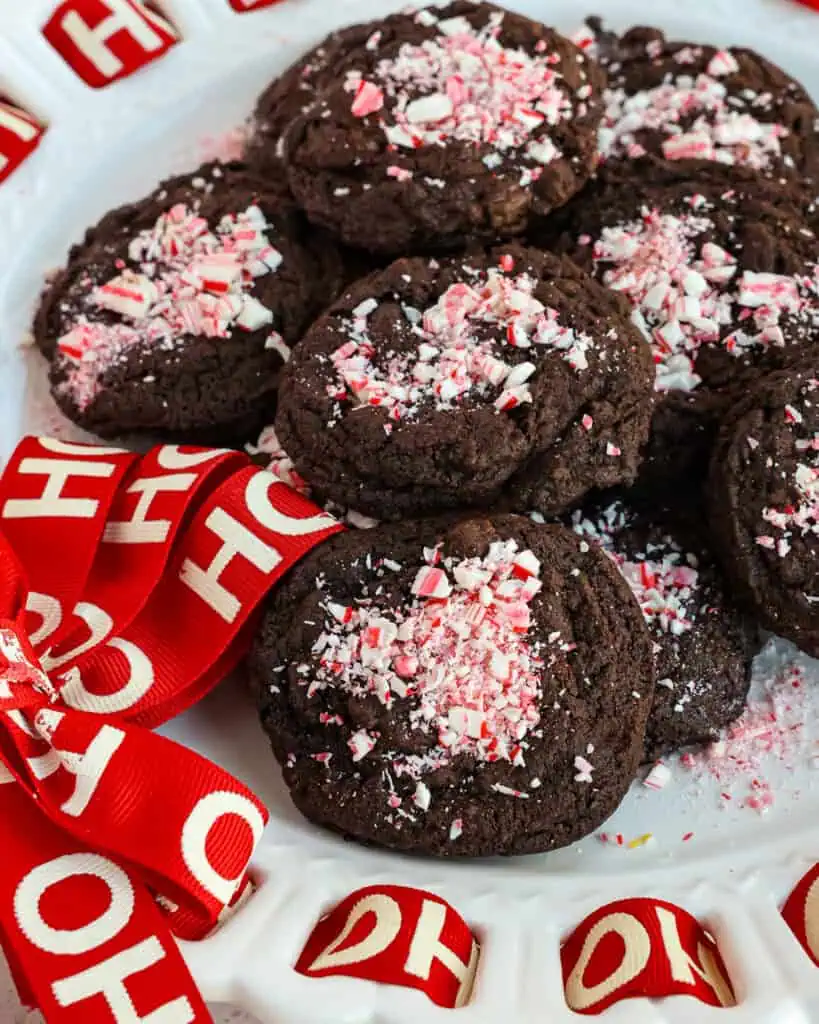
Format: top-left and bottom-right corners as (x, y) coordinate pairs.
(351, 80), (385, 118)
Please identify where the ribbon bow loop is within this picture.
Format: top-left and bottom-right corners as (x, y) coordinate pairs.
(0, 435), (343, 1023)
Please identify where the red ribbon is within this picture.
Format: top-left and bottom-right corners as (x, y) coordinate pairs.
(783, 863), (819, 966)
(227, 0), (285, 10)
(295, 886), (742, 1014)
(561, 897), (735, 1013)
(296, 885), (480, 1009)
(42, 0), (179, 89)
(0, 436), (342, 1022)
(0, 99), (46, 186)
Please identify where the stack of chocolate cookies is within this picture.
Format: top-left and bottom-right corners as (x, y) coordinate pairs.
(34, 2), (819, 858)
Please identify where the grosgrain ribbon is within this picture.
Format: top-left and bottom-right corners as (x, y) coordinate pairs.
(42, 1), (179, 90)
(296, 885), (480, 1009)
(783, 863), (819, 967)
(0, 436), (342, 1023)
(561, 897), (735, 1013)
(295, 887), (740, 1014)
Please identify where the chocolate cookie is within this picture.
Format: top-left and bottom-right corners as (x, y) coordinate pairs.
(249, 514), (655, 857)
(570, 501), (755, 759)
(246, 27), (361, 173)
(542, 161), (819, 508)
(709, 363), (819, 657)
(273, 1), (604, 254)
(576, 19), (819, 178)
(35, 161), (344, 443)
(274, 243), (654, 520)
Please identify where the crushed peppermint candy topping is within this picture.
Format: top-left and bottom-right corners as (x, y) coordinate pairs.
(643, 760), (672, 790)
(682, 650), (812, 814)
(591, 206), (819, 392)
(247, 425), (310, 495)
(573, 755), (594, 783)
(309, 539), (550, 788)
(343, 9), (572, 172)
(756, 379), (819, 560)
(572, 503), (700, 636)
(245, 425), (381, 532)
(329, 268), (593, 419)
(600, 57), (788, 169)
(56, 201), (283, 409)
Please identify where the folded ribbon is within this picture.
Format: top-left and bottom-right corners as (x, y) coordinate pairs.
(0, 436), (342, 1023)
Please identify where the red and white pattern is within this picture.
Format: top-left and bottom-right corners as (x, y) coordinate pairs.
(561, 897), (735, 1013)
(297, 885), (479, 1009)
(783, 862), (819, 967)
(0, 100), (46, 186)
(42, 0), (178, 89)
(0, 436), (342, 1023)
(293, 872), (819, 1014)
(344, 7), (577, 181)
(295, 885), (742, 1015)
(57, 196), (284, 409)
(329, 264), (591, 423)
(590, 204), (819, 392)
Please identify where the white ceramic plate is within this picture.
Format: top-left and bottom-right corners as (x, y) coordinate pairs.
(2, 1), (819, 1021)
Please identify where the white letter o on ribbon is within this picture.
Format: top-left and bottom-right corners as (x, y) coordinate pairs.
(14, 853), (134, 956)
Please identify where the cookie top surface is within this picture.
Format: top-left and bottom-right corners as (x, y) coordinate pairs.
(247, 26), (365, 170)
(570, 500), (754, 759)
(709, 362), (819, 656)
(277, 1), (604, 252)
(547, 162), (819, 401)
(250, 514), (654, 857)
(36, 161), (342, 439)
(578, 20), (819, 177)
(274, 243), (654, 519)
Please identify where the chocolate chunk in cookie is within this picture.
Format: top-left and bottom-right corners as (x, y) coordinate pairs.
(542, 162), (819, 508)
(249, 514), (655, 857)
(274, 243), (654, 520)
(576, 19), (819, 178)
(709, 363), (819, 657)
(35, 161), (344, 443)
(271, 2), (603, 253)
(570, 501), (756, 759)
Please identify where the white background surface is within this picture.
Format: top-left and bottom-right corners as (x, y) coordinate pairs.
(2, 0), (819, 1021)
